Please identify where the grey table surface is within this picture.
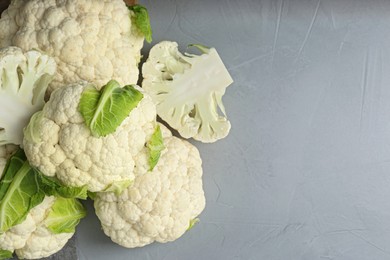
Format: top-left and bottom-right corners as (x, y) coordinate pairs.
(4, 0), (390, 259)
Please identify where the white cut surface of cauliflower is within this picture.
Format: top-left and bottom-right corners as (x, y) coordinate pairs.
(142, 41), (234, 143)
(0, 47), (56, 146)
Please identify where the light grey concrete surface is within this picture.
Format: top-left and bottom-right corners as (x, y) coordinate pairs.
(77, 0), (390, 259)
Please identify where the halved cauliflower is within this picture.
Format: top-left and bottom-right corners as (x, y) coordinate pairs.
(94, 136), (206, 248)
(0, 47), (56, 146)
(142, 41), (234, 143)
(0, 196), (74, 260)
(0, 0), (145, 94)
(23, 81), (157, 192)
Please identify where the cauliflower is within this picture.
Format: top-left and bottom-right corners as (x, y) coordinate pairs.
(94, 136), (206, 248)
(0, 196), (74, 260)
(0, 46), (56, 146)
(142, 41), (234, 143)
(0, 0), (147, 94)
(0, 196), (85, 259)
(23, 81), (158, 192)
(0, 148), (86, 259)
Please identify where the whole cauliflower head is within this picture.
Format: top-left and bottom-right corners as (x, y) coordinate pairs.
(0, 196), (73, 259)
(94, 136), (206, 248)
(0, 0), (144, 94)
(23, 81), (157, 192)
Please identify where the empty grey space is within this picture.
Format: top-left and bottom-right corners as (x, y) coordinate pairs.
(2, 0), (390, 259)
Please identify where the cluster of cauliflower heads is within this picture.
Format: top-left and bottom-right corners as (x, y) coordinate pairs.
(0, 0), (233, 259)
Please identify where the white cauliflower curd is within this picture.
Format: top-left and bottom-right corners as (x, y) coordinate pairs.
(0, 0), (145, 94)
(23, 81), (157, 192)
(94, 136), (206, 248)
(0, 148), (86, 260)
(0, 197), (73, 260)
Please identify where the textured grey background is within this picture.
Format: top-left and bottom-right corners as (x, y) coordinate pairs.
(3, 0), (390, 259)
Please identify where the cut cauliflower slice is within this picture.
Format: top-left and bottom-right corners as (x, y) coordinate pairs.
(23, 81), (157, 192)
(94, 136), (206, 248)
(0, 46), (56, 146)
(142, 41), (234, 143)
(0, 0), (145, 94)
(0, 196), (74, 260)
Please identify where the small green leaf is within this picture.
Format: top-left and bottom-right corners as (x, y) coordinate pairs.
(45, 197), (86, 234)
(37, 174), (60, 196)
(56, 186), (88, 200)
(87, 191), (97, 200)
(0, 249), (13, 259)
(23, 111), (44, 144)
(79, 80), (143, 137)
(147, 125), (165, 171)
(128, 4), (152, 43)
(0, 149), (26, 199)
(38, 173), (88, 200)
(187, 218), (200, 231)
(29, 192), (45, 209)
(0, 149), (45, 232)
(103, 179), (133, 196)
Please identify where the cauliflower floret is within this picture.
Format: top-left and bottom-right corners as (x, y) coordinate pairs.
(0, 0), (144, 94)
(0, 196), (74, 259)
(23, 81), (157, 192)
(94, 136), (206, 248)
(142, 41), (234, 143)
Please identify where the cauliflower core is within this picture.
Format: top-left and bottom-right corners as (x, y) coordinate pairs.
(94, 136), (206, 248)
(0, 0), (144, 94)
(23, 82), (157, 192)
(0, 196), (73, 260)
